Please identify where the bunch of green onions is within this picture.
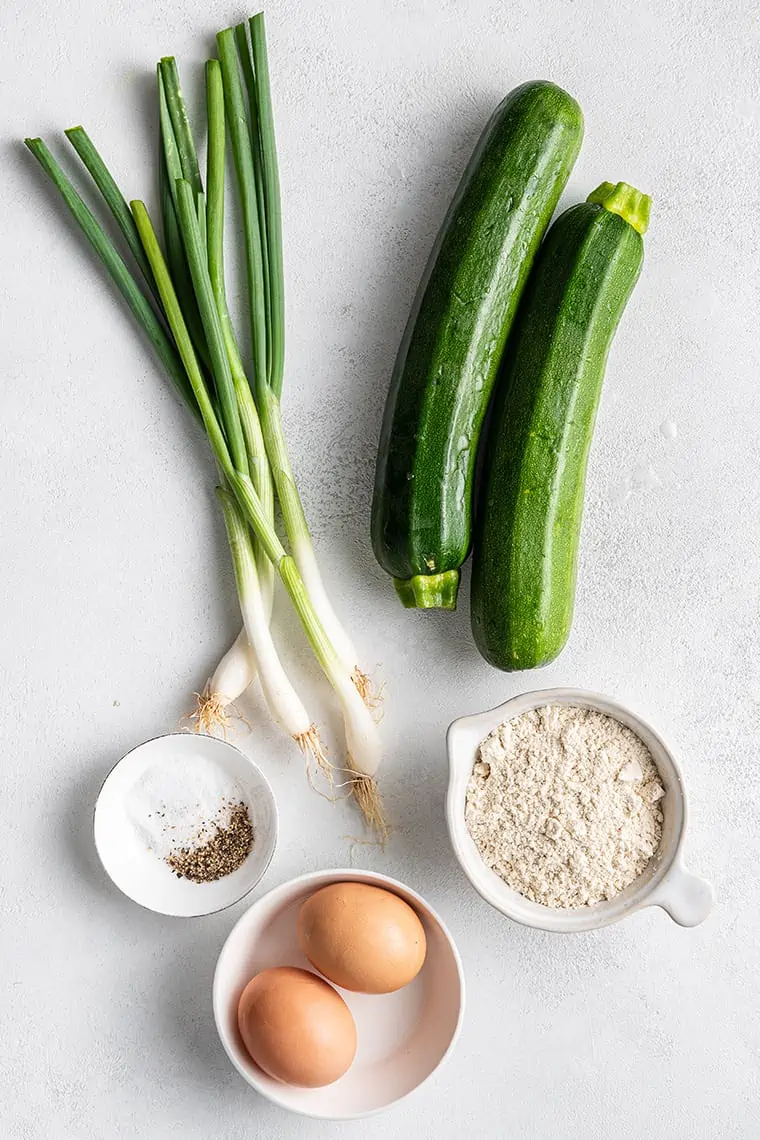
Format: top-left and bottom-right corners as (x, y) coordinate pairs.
(25, 13), (385, 834)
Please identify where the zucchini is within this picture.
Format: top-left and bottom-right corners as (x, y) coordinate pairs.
(371, 82), (584, 609)
(471, 181), (651, 670)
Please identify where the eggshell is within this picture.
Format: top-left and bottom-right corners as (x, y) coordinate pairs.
(298, 882), (427, 994)
(237, 966), (357, 1087)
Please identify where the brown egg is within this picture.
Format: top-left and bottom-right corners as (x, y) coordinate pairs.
(237, 966), (357, 1087)
(298, 882), (427, 994)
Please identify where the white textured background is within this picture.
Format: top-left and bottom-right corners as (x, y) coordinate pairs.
(2, 0), (759, 1137)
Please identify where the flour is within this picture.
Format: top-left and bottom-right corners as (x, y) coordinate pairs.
(465, 705), (665, 908)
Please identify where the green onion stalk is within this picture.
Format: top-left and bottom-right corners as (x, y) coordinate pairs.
(150, 54), (383, 820)
(158, 53), (330, 777)
(56, 95), (269, 735)
(24, 14), (385, 834)
(214, 17), (384, 828)
(156, 56), (277, 734)
(24, 133), (332, 783)
(134, 193), (334, 781)
(137, 179), (382, 822)
(216, 20), (378, 709)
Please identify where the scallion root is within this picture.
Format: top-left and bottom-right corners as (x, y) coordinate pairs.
(352, 666), (385, 714)
(189, 687), (251, 738)
(295, 724), (334, 788)
(189, 627), (257, 737)
(192, 689), (230, 737)
(348, 767), (388, 841)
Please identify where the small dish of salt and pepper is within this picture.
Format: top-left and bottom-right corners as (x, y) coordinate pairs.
(94, 732), (278, 917)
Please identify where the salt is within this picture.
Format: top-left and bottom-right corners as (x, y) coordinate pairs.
(127, 752), (248, 860)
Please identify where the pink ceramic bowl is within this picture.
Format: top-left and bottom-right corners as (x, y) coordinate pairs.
(213, 868), (464, 1120)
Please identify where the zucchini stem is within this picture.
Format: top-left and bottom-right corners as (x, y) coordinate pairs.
(394, 570), (460, 611)
(587, 181), (651, 235)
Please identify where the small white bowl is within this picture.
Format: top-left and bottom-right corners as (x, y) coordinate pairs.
(94, 732), (278, 917)
(213, 868), (465, 1120)
(446, 688), (714, 932)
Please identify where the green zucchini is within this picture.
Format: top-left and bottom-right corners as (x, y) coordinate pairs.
(371, 82), (584, 610)
(471, 181), (651, 670)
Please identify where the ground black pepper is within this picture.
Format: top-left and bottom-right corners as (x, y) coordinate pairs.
(165, 802), (254, 883)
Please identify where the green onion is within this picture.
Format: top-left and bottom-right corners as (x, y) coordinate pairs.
(218, 486), (329, 775)
(217, 17), (383, 829)
(24, 136), (197, 418)
(54, 55), (266, 728)
(157, 67), (210, 367)
(219, 21), (379, 710)
(233, 20), (272, 378)
(203, 55), (274, 713)
(64, 126), (159, 300)
(205, 58), (275, 599)
(200, 627), (256, 733)
(132, 199), (329, 772)
(158, 57), (203, 198)
(130, 201), (225, 453)
(249, 14), (284, 395)
(25, 13), (385, 834)
(139, 190), (382, 800)
(134, 193), (328, 766)
(173, 177), (249, 476)
(216, 28), (268, 389)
